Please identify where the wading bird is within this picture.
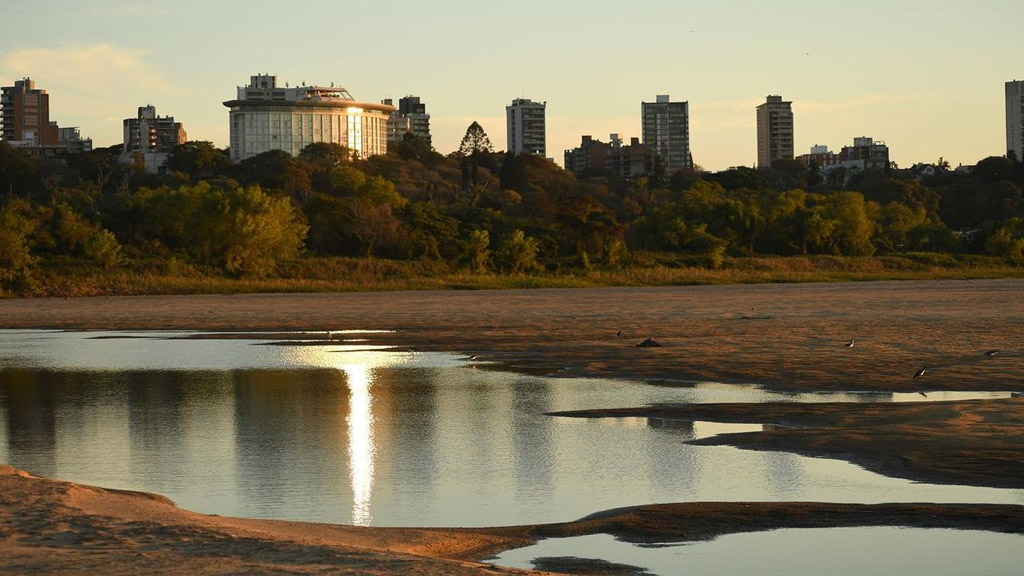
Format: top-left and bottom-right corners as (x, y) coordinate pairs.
(913, 366), (927, 379)
(844, 339), (855, 348)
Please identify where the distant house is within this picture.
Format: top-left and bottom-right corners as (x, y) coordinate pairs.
(908, 163), (951, 179)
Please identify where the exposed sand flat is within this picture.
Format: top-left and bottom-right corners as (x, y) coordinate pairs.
(1, 279), (1021, 391)
(4, 466), (1024, 575)
(2, 279), (1024, 574)
(0, 466), (540, 575)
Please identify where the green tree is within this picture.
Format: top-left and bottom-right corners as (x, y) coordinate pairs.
(329, 165), (367, 195)
(458, 121), (493, 157)
(165, 141), (231, 178)
(985, 218), (1024, 258)
(356, 175), (406, 209)
(496, 229), (540, 273)
(463, 229), (491, 272)
(133, 183), (306, 276)
(400, 202), (461, 261)
(810, 192), (876, 256)
(0, 142), (42, 197)
(456, 122), (494, 205)
(299, 142), (352, 170)
(876, 201), (928, 253)
(0, 199), (38, 291)
(189, 185), (307, 276)
(236, 150), (313, 205)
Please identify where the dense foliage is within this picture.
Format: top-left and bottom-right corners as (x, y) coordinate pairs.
(1, 127), (1023, 293)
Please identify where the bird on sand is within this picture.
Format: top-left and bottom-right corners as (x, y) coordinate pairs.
(985, 350), (1000, 357)
(913, 366), (927, 379)
(844, 339), (855, 348)
(918, 391), (928, 397)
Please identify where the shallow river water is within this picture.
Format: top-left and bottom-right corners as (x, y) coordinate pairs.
(1, 329), (1022, 528)
(2, 329), (1023, 575)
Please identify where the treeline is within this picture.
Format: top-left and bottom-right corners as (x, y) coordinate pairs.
(1, 125), (1023, 293)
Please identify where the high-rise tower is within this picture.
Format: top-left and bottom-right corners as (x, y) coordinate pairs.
(1, 77), (59, 146)
(1007, 80), (1024, 161)
(641, 95), (692, 173)
(506, 98), (546, 155)
(756, 95), (794, 168)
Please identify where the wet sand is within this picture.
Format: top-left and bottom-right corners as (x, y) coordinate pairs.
(554, 399), (1024, 489)
(1, 279), (1021, 391)
(2, 279), (1024, 573)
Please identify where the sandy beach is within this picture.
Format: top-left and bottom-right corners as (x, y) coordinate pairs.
(2, 278), (1024, 574)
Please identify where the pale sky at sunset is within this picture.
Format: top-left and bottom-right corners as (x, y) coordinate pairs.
(2, 0), (1021, 171)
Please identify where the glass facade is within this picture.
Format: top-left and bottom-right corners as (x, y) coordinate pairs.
(227, 105), (389, 162)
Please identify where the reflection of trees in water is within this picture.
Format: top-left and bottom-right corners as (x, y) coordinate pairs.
(375, 367), (440, 518)
(511, 376), (554, 500)
(126, 371), (190, 489)
(0, 369), (60, 478)
(124, 371), (235, 501)
(232, 369), (348, 520)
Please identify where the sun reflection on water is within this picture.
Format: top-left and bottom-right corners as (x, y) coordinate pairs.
(342, 363), (375, 526)
(279, 342), (421, 526)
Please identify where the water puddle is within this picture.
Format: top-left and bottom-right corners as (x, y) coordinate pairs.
(491, 528), (1024, 576)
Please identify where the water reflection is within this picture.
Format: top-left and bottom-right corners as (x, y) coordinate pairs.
(491, 528), (1024, 576)
(343, 364), (375, 526)
(2, 330), (1024, 528)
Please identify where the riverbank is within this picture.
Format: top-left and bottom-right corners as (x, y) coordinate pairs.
(18, 253), (1024, 298)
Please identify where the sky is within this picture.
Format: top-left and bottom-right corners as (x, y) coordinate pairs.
(2, 0), (1021, 171)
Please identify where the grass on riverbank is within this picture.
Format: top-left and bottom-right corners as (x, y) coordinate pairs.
(13, 252), (1023, 297)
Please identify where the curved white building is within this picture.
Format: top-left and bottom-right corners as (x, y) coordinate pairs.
(224, 74), (394, 162)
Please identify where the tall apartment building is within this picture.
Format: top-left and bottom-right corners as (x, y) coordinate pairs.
(383, 95), (432, 150)
(506, 98), (546, 155)
(399, 96), (431, 148)
(1, 77), (59, 146)
(384, 100), (411, 149)
(1008, 80), (1024, 161)
(223, 74), (393, 163)
(121, 105), (187, 173)
(641, 95), (692, 174)
(756, 95), (794, 168)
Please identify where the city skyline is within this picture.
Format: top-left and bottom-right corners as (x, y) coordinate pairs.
(1, 1), (1021, 171)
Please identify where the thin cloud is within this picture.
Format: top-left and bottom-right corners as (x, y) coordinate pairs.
(798, 93), (924, 114)
(0, 44), (180, 145)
